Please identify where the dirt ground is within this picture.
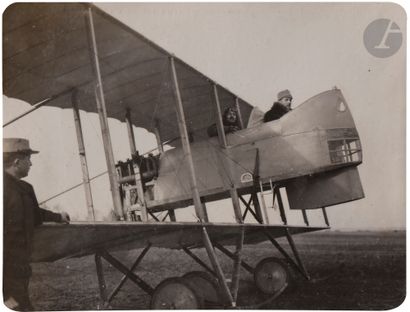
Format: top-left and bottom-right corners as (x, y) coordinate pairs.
(29, 230), (406, 310)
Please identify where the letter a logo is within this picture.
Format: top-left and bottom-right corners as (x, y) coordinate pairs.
(363, 19), (402, 58)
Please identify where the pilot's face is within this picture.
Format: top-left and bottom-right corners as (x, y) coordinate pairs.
(226, 109), (237, 123)
(278, 97), (292, 109)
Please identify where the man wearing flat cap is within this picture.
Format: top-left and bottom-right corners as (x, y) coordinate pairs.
(263, 89), (293, 122)
(3, 138), (70, 310)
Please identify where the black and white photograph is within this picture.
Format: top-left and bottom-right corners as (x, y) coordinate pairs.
(2, 2), (406, 310)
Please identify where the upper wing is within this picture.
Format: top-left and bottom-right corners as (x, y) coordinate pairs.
(3, 3), (254, 142)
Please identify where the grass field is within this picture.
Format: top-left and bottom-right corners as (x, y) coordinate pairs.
(29, 230), (406, 310)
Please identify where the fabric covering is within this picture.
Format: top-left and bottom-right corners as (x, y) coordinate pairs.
(3, 3), (254, 143)
(32, 222), (328, 262)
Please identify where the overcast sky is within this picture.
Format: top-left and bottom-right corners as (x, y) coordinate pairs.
(3, 2), (406, 229)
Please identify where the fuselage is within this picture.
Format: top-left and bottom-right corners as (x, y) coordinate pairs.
(146, 89), (363, 212)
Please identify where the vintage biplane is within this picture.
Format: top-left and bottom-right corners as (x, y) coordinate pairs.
(3, 3), (364, 309)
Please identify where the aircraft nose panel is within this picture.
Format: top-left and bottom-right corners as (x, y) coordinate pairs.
(280, 89), (358, 135)
(286, 166), (365, 210)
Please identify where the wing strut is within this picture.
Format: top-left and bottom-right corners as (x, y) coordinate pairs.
(124, 108), (149, 221)
(170, 56), (236, 306)
(212, 83), (244, 304)
(213, 84), (243, 224)
(212, 84), (228, 147)
(169, 57), (207, 222)
(86, 7), (124, 220)
(72, 89), (95, 221)
(125, 108), (137, 156)
(235, 97), (244, 129)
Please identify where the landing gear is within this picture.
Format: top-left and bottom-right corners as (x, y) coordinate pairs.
(254, 257), (289, 295)
(150, 277), (202, 309)
(183, 271), (221, 307)
(93, 225), (311, 309)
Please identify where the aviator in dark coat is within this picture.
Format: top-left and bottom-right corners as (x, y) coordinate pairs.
(3, 172), (62, 305)
(263, 102), (291, 122)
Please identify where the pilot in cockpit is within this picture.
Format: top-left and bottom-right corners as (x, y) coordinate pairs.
(264, 89), (293, 122)
(207, 106), (241, 137)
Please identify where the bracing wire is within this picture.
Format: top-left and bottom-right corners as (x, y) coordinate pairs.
(38, 170), (108, 206)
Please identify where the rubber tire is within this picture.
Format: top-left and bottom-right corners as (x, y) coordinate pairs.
(150, 277), (202, 309)
(183, 271), (221, 307)
(253, 257), (289, 295)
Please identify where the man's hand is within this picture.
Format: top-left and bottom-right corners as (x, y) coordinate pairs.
(228, 125), (240, 132)
(60, 212), (70, 224)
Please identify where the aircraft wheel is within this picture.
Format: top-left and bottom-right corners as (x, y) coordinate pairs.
(150, 277), (202, 309)
(183, 271), (221, 307)
(254, 257), (289, 295)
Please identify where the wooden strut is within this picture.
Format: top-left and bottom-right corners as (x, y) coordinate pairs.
(239, 195), (263, 224)
(169, 57), (207, 223)
(239, 195), (253, 221)
(131, 162), (149, 222)
(231, 227), (245, 305)
(86, 7), (124, 220)
(202, 227), (234, 306)
(212, 78), (246, 306)
(302, 209), (310, 226)
(258, 181), (270, 224)
(200, 198), (210, 222)
(71, 89), (95, 221)
(95, 253), (108, 304)
(227, 189), (244, 306)
(103, 244), (152, 308)
(182, 247), (216, 276)
(212, 83), (228, 148)
(238, 186), (311, 281)
(125, 108), (137, 156)
(148, 211), (162, 222)
(230, 188), (244, 224)
(170, 56), (234, 306)
(97, 248), (154, 296)
(263, 231), (310, 280)
(271, 186), (310, 279)
(285, 228), (310, 280)
(251, 150), (264, 223)
(275, 188), (288, 225)
(213, 241), (254, 274)
(147, 210), (175, 222)
(252, 192), (264, 223)
(161, 211), (170, 222)
(322, 207), (330, 226)
(239, 188), (312, 281)
(212, 85), (243, 225)
(234, 97), (244, 129)
(167, 209), (176, 222)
